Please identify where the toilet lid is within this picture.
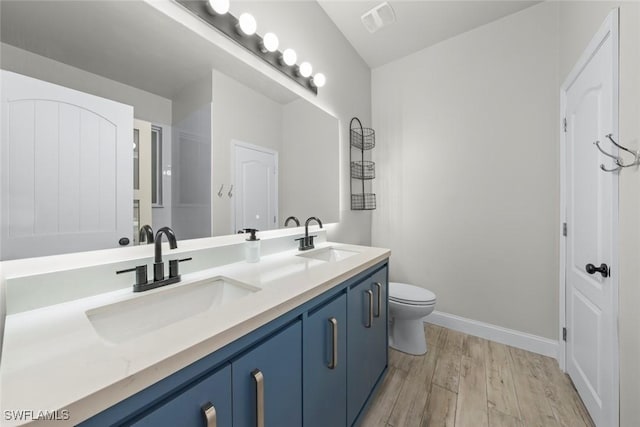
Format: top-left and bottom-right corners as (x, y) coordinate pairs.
(389, 282), (436, 304)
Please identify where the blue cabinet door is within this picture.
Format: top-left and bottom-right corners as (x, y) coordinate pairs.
(303, 293), (347, 427)
(347, 266), (388, 425)
(369, 266), (388, 391)
(130, 363), (232, 427)
(232, 320), (302, 427)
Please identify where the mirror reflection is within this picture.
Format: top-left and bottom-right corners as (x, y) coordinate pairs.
(0, 0), (339, 260)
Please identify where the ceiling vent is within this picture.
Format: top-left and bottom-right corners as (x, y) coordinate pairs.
(361, 2), (396, 34)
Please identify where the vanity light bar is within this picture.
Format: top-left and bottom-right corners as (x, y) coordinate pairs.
(177, 0), (322, 94)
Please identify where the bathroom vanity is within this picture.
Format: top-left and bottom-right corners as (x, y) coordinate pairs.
(0, 232), (390, 427)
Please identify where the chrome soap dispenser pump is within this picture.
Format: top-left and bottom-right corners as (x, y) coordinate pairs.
(244, 228), (261, 263)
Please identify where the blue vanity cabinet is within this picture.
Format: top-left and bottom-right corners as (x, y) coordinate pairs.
(129, 364), (232, 427)
(303, 293), (348, 427)
(232, 320), (302, 427)
(347, 266), (389, 426)
(77, 261), (389, 427)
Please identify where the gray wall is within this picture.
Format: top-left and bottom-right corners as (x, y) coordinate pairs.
(210, 70), (283, 235)
(372, 2), (560, 339)
(371, 2), (640, 424)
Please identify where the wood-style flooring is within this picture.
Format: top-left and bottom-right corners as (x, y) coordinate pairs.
(361, 324), (595, 427)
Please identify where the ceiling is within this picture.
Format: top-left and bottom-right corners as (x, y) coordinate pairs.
(317, 0), (541, 68)
(0, 1), (298, 103)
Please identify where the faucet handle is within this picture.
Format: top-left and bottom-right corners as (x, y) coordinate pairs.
(307, 235), (317, 249)
(169, 257), (193, 279)
(116, 265), (148, 287)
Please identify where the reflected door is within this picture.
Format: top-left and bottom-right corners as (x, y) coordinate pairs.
(233, 142), (277, 233)
(0, 71), (133, 259)
(563, 11), (618, 427)
(133, 119), (152, 243)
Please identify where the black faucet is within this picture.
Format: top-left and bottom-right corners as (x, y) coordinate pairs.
(116, 226), (191, 292)
(285, 216), (300, 227)
(139, 225), (154, 244)
(296, 217), (323, 251)
(154, 226), (177, 281)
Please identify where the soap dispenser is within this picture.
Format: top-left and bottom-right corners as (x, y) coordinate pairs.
(244, 228), (261, 263)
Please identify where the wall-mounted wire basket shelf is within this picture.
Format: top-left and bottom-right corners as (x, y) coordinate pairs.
(351, 193), (377, 210)
(351, 161), (375, 180)
(350, 117), (376, 210)
(350, 127), (376, 150)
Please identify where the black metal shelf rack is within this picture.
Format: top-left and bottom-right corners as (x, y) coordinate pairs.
(350, 117), (376, 210)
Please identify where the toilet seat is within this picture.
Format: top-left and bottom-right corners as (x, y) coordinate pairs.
(389, 282), (436, 305)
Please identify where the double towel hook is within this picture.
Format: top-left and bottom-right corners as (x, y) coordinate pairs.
(594, 134), (639, 172)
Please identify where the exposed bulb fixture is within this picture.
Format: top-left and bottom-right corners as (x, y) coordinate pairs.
(311, 73), (326, 88)
(281, 48), (297, 66)
(206, 0), (229, 15)
(237, 13), (257, 36)
(298, 62), (313, 78)
(177, 1), (322, 93)
(261, 32), (279, 53)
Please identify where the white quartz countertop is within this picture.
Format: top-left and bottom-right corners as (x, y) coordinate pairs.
(0, 242), (390, 426)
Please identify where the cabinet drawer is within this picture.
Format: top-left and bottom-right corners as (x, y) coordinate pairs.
(130, 364), (232, 427)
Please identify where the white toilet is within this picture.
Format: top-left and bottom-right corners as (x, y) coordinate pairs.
(389, 282), (437, 355)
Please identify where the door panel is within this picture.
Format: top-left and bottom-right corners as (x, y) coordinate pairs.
(347, 266), (388, 425)
(304, 293), (347, 427)
(563, 11), (617, 427)
(232, 321), (301, 427)
(233, 142), (277, 233)
(1, 70), (133, 259)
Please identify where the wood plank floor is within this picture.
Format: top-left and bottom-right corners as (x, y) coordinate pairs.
(361, 324), (595, 427)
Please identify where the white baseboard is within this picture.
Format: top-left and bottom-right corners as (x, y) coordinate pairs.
(425, 311), (558, 359)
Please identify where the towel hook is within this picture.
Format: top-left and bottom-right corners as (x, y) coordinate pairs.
(594, 134), (639, 173)
(217, 184), (224, 197)
(228, 184), (234, 198)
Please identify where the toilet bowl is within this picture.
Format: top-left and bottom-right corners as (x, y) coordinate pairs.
(389, 282), (436, 355)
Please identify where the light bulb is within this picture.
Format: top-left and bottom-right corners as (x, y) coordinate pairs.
(261, 32), (279, 53)
(206, 0), (229, 15)
(282, 48), (297, 66)
(312, 73), (326, 88)
(299, 62), (313, 78)
(238, 13), (257, 36)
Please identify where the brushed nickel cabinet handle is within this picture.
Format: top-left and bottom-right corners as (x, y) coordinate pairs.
(365, 290), (373, 328)
(328, 317), (338, 369)
(373, 282), (382, 318)
(251, 369), (265, 427)
(202, 402), (217, 427)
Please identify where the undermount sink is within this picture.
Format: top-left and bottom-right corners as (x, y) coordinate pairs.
(86, 277), (259, 344)
(297, 247), (359, 263)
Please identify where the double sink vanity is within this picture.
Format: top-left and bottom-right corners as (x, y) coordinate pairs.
(0, 230), (390, 426)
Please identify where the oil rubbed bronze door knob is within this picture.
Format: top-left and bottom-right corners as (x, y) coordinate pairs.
(586, 263), (609, 278)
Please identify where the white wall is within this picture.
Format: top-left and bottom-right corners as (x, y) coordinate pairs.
(281, 99), (340, 226)
(557, 3), (640, 425)
(236, 1), (373, 245)
(211, 70), (283, 235)
(372, 3), (560, 339)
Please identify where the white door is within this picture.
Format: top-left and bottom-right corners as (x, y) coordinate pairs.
(561, 10), (618, 427)
(233, 141), (278, 233)
(133, 118), (152, 243)
(1, 71), (133, 259)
